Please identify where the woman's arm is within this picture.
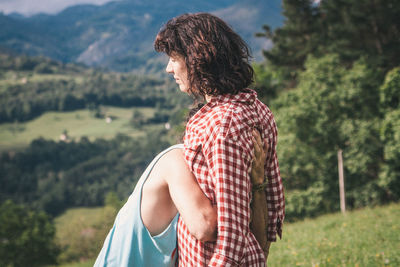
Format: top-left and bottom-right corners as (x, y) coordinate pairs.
(163, 149), (217, 242)
(250, 130), (271, 259)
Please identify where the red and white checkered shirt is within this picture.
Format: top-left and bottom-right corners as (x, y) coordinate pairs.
(179, 89), (285, 266)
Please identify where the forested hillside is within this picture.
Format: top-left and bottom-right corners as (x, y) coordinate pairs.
(1, 133), (171, 215)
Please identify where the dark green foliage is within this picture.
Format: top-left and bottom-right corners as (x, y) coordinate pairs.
(273, 54), (389, 220)
(380, 68), (400, 111)
(318, 0), (400, 70)
(0, 53), (67, 72)
(260, 0), (321, 71)
(0, 200), (59, 267)
(0, 132), (170, 216)
(104, 191), (123, 211)
(252, 63), (288, 105)
(283, 183), (327, 219)
(379, 68), (400, 201)
(258, 0), (400, 85)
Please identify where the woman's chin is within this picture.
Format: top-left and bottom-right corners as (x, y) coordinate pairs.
(179, 85), (189, 93)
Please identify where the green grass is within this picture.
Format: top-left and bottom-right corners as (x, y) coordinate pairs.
(268, 203), (400, 266)
(54, 207), (112, 232)
(0, 106), (162, 150)
(58, 261), (94, 267)
(54, 206), (117, 266)
(54, 204), (400, 266)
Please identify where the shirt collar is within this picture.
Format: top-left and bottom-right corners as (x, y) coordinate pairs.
(207, 88), (257, 106)
(186, 89), (258, 129)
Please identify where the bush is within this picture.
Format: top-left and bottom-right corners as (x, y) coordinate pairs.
(0, 200), (59, 267)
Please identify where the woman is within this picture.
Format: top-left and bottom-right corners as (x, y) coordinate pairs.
(154, 13), (284, 266)
(94, 133), (268, 266)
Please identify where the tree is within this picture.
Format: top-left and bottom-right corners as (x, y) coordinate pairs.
(257, 0), (321, 78)
(319, 0), (400, 70)
(379, 67), (400, 201)
(130, 109), (145, 128)
(34, 62), (54, 74)
(252, 63), (286, 105)
(257, 0), (400, 86)
(104, 191), (123, 211)
(274, 54), (384, 218)
(0, 200), (59, 267)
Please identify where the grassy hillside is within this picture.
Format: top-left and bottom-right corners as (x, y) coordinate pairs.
(268, 203), (400, 266)
(0, 106), (161, 151)
(54, 203), (400, 266)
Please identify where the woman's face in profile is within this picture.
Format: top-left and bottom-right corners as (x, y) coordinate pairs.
(166, 54), (189, 93)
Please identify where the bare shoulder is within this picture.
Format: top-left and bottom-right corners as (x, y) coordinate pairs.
(167, 147), (184, 158)
(158, 148), (192, 181)
(158, 148), (185, 170)
(161, 148), (184, 163)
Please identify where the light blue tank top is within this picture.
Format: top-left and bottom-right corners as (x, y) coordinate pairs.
(94, 144), (183, 267)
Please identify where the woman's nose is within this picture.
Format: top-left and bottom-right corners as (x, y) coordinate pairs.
(166, 59), (173, 74)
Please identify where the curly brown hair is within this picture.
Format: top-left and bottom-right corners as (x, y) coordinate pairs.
(154, 13), (254, 97)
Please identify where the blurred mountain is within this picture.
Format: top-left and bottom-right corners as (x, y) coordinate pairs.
(0, 0), (283, 73)
(215, 0), (283, 60)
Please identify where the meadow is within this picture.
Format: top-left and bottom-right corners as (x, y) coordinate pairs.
(54, 203), (399, 267)
(268, 203), (399, 266)
(0, 106), (161, 151)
